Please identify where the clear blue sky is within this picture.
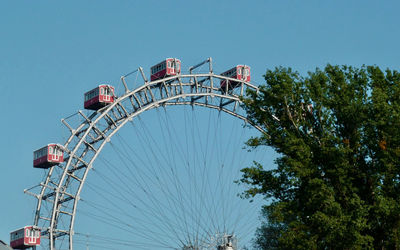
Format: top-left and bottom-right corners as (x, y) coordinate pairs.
(1, 0), (399, 247)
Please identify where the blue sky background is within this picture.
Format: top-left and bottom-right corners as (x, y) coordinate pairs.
(1, 0), (400, 246)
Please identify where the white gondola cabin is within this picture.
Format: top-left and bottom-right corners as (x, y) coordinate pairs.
(220, 65), (251, 92)
(150, 58), (181, 81)
(10, 226), (40, 249)
(84, 85), (115, 110)
(33, 144), (64, 169)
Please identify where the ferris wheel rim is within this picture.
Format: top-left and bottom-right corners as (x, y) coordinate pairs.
(32, 71), (262, 250)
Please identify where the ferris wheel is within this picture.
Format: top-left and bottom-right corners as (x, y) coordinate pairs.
(19, 58), (270, 250)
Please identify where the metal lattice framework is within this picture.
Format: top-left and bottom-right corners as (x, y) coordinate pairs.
(25, 58), (261, 250)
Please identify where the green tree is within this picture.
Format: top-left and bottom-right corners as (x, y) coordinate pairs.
(239, 65), (400, 249)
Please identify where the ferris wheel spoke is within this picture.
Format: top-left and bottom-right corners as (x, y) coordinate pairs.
(158, 108), (209, 242)
(82, 181), (181, 240)
(79, 182), (181, 244)
(77, 202), (175, 246)
(91, 158), (186, 244)
(87, 167), (184, 243)
(218, 119), (245, 233)
(74, 232), (175, 249)
(186, 108), (219, 239)
(192, 109), (219, 223)
(184, 107), (217, 244)
(85, 106), (260, 249)
(139, 109), (209, 239)
(123, 121), (196, 243)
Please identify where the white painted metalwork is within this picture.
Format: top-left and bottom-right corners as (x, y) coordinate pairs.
(27, 58), (261, 250)
(217, 235), (236, 250)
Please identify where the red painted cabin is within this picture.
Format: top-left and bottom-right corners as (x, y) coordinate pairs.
(220, 65), (251, 91)
(150, 58), (181, 81)
(33, 144), (64, 169)
(10, 226), (41, 249)
(84, 85), (115, 110)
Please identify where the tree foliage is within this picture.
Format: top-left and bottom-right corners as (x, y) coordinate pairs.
(240, 65), (400, 249)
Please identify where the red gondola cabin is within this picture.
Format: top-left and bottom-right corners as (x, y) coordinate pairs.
(150, 58), (181, 81)
(84, 85), (115, 110)
(33, 144), (64, 169)
(220, 65), (251, 91)
(10, 226), (41, 249)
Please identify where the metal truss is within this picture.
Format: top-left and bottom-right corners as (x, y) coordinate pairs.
(27, 58), (261, 250)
